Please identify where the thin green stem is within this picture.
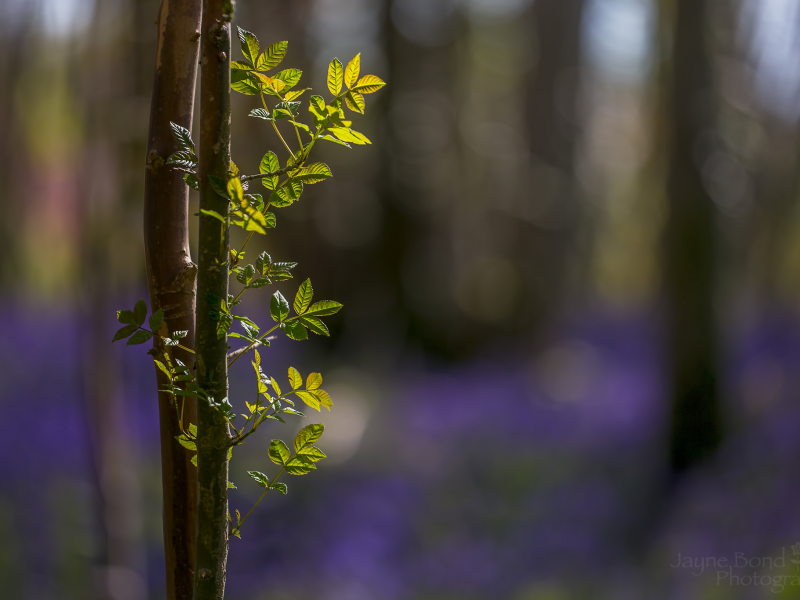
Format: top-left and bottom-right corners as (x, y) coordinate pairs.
(236, 467), (285, 531)
(227, 317), (298, 368)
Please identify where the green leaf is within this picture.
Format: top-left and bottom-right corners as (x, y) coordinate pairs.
(231, 69), (261, 95)
(311, 389), (333, 410)
(352, 74), (386, 94)
(188, 423), (197, 437)
(273, 68), (302, 90)
(133, 299), (147, 325)
(318, 134), (351, 148)
(327, 58), (343, 96)
(154, 360), (171, 378)
(305, 300), (343, 316)
(227, 177), (244, 204)
(327, 127), (371, 145)
(247, 470), (270, 487)
(237, 27), (260, 64)
(175, 434), (196, 451)
(269, 482), (288, 494)
(200, 209), (226, 222)
(299, 316), (329, 336)
(281, 321), (307, 341)
(293, 163), (332, 185)
(279, 407), (305, 417)
(288, 367), (302, 390)
(259, 151), (280, 190)
(345, 90), (365, 114)
(248, 108), (272, 120)
(285, 88), (310, 101)
(305, 372), (322, 390)
(269, 439), (291, 465)
(295, 390), (320, 410)
(293, 279), (313, 315)
(112, 324), (138, 342)
(231, 60), (253, 71)
(268, 180), (303, 207)
(256, 40), (287, 71)
(170, 122), (195, 152)
(270, 291), (290, 322)
(256, 251), (271, 275)
(294, 423), (324, 451)
(191, 455), (197, 467)
(289, 120), (310, 133)
(344, 53), (360, 89)
(309, 95), (327, 120)
(172, 330), (188, 341)
(208, 175), (229, 198)
(284, 456), (316, 475)
(236, 264), (256, 285)
(184, 173), (199, 190)
(297, 445), (327, 462)
(228, 481), (237, 489)
(148, 308), (164, 332)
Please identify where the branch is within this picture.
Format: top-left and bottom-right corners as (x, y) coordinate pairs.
(239, 162), (301, 182)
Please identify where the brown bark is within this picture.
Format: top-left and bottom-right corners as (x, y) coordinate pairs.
(143, 1), (202, 599)
(194, 2), (232, 598)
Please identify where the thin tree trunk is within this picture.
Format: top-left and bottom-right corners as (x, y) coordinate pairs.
(143, 1), (202, 598)
(664, 0), (722, 473)
(194, 2), (232, 598)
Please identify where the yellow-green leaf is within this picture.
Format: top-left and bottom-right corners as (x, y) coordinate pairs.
(227, 177), (244, 204)
(295, 391), (320, 411)
(311, 389), (333, 410)
(256, 41), (288, 71)
(294, 423), (324, 451)
(294, 278), (313, 314)
(327, 127), (371, 145)
(345, 91), (365, 114)
(327, 58), (343, 95)
(270, 376), (282, 396)
(306, 372), (322, 390)
(274, 68), (302, 90)
(344, 53), (360, 89)
(285, 88), (310, 101)
(288, 367), (302, 390)
(293, 163), (332, 185)
(352, 74), (386, 94)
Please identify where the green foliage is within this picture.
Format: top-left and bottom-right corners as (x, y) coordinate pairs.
(120, 29), (385, 544)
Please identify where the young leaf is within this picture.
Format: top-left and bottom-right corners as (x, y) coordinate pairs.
(247, 470), (270, 488)
(285, 88), (310, 101)
(231, 69), (261, 95)
(327, 58), (343, 95)
(175, 434), (197, 451)
(133, 299), (148, 325)
(284, 456), (316, 475)
(231, 60), (253, 71)
(149, 308), (164, 332)
(311, 389), (333, 410)
(256, 40), (288, 71)
(170, 122), (195, 152)
(305, 372), (322, 390)
(154, 360), (172, 379)
(227, 177), (244, 204)
(269, 482), (288, 494)
(327, 127), (371, 145)
(318, 134), (351, 148)
(352, 74), (386, 94)
(295, 391), (320, 410)
(270, 291), (290, 322)
(305, 300), (343, 316)
(344, 53), (361, 89)
(256, 251), (271, 275)
(281, 321), (308, 341)
(299, 316), (329, 336)
(268, 439), (291, 465)
(112, 324), (138, 342)
(208, 175), (229, 198)
(297, 445), (327, 462)
(273, 68), (302, 90)
(268, 180), (303, 207)
(294, 279), (313, 315)
(293, 163), (332, 185)
(237, 27), (260, 65)
(288, 367), (302, 390)
(184, 173), (199, 190)
(345, 91), (365, 114)
(200, 209), (226, 223)
(294, 423), (324, 451)
(228, 481), (237, 489)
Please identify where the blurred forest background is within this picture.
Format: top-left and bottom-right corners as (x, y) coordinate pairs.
(3, 0), (800, 598)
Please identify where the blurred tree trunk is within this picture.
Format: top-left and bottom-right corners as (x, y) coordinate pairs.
(144, 1), (202, 599)
(663, 0), (722, 473)
(523, 0), (586, 333)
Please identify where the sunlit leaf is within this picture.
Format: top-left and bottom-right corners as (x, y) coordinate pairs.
(270, 482), (288, 494)
(285, 88), (310, 101)
(318, 134), (351, 148)
(256, 40), (287, 71)
(344, 53), (360, 89)
(231, 61), (253, 71)
(227, 177), (244, 204)
(293, 163), (332, 185)
(273, 68), (302, 90)
(284, 456), (316, 475)
(270, 291), (289, 322)
(169, 122), (195, 152)
(304, 300), (343, 316)
(175, 434), (197, 451)
(299, 316), (329, 336)
(281, 321), (307, 341)
(269, 439), (291, 465)
(305, 372), (322, 390)
(294, 423), (324, 451)
(294, 279), (313, 315)
(247, 470), (269, 487)
(248, 108), (272, 120)
(311, 389), (333, 410)
(270, 376), (282, 396)
(231, 69), (261, 95)
(345, 91), (365, 114)
(288, 367), (302, 390)
(352, 74), (386, 94)
(327, 58), (343, 95)
(327, 127), (371, 145)
(237, 27), (260, 65)
(297, 445), (326, 462)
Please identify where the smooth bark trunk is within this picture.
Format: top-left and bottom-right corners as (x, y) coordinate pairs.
(143, 1), (202, 598)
